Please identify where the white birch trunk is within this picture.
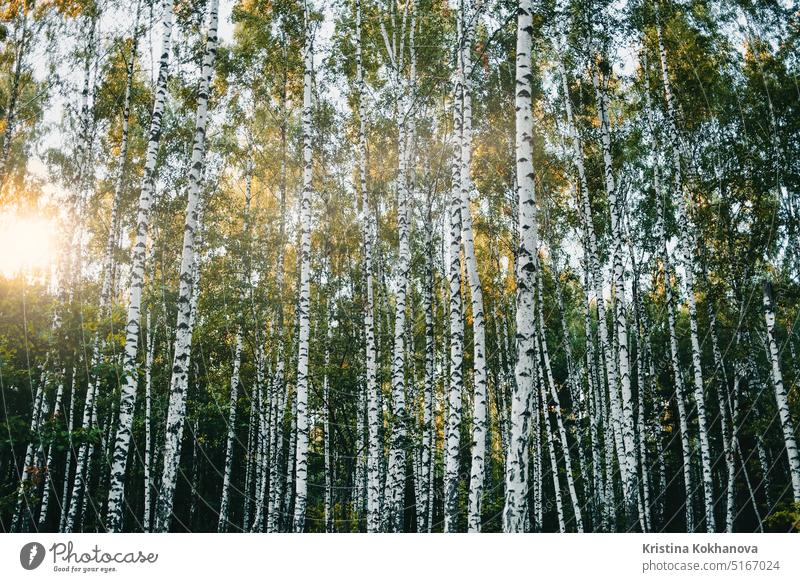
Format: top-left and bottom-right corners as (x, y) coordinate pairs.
(284, 389), (297, 529)
(591, 62), (638, 526)
(102, 0), (142, 311)
(536, 334), (565, 532)
(583, 260), (605, 529)
(292, 5), (313, 531)
(538, 272), (583, 531)
(459, 2), (488, 532)
(143, 307), (155, 532)
(266, 354), (281, 532)
(152, 0), (218, 533)
(654, 10), (715, 530)
(419, 186), (435, 532)
(324, 302), (333, 533)
(630, 266), (652, 533)
(661, 198), (695, 531)
(105, 0), (174, 531)
(218, 164), (253, 531)
(251, 350), (269, 531)
(557, 50), (627, 502)
(59, 13), (101, 533)
(218, 331), (242, 531)
(532, 391), (542, 531)
(709, 304), (736, 532)
(383, 0), (415, 532)
(242, 380), (256, 531)
(756, 433), (772, 509)
(38, 368), (66, 528)
(267, 56), (290, 531)
(444, 6), (465, 531)
(58, 371), (77, 532)
(384, 102), (410, 529)
(356, 0), (382, 534)
(12, 364), (46, 532)
(763, 282), (800, 502)
(444, 138), (464, 532)
(555, 270), (590, 509)
(503, 0), (536, 533)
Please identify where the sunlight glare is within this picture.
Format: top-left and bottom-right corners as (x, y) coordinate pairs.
(0, 212), (57, 278)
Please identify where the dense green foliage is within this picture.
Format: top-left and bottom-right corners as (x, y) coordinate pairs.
(0, 0), (799, 532)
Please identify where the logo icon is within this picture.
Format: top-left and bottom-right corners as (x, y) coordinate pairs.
(20, 542), (46, 570)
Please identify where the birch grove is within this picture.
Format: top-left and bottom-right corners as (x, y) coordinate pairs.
(1, 0), (800, 534)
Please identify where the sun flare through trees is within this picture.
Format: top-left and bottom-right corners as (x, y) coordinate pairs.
(1, 0), (799, 533)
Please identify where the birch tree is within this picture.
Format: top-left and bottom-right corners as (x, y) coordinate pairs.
(458, 0), (489, 533)
(152, 0), (220, 533)
(217, 167), (251, 531)
(443, 63), (464, 534)
(503, 0), (536, 533)
(590, 41), (638, 526)
(292, 1), (314, 532)
(654, 4), (715, 531)
(762, 281), (800, 503)
(355, 0), (382, 534)
(105, 0), (175, 532)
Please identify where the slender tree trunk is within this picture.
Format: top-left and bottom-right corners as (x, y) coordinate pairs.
(102, 0), (142, 312)
(583, 260), (604, 530)
(354, 373), (367, 524)
(538, 272), (583, 531)
(266, 40), (289, 531)
(383, 0), (415, 533)
(555, 269), (589, 512)
(444, 7), (465, 532)
(324, 299), (333, 533)
(150, 0), (218, 534)
(536, 333), (565, 532)
(591, 59), (639, 527)
(58, 371), (77, 532)
(355, 0), (381, 535)
(532, 389), (542, 531)
(599, 343), (617, 530)
(38, 367), (67, 528)
(252, 349), (269, 532)
(503, 0), (536, 533)
(218, 331), (242, 532)
(219, 165), (253, 531)
(284, 390), (297, 530)
(557, 49), (627, 507)
(266, 355), (281, 532)
(419, 180), (435, 533)
(443, 162), (464, 532)
(763, 281), (800, 502)
(630, 261), (651, 533)
(654, 8), (714, 530)
(457, 3), (488, 533)
(55, 11), (99, 533)
(139, 306), (155, 532)
(661, 209), (695, 531)
(243, 380), (257, 531)
(709, 304), (736, 532)
(105, 0), (174, 532)
(756, 433), (773, 508)
(12, 362), (46, 532)
(292, 6), (314, 532)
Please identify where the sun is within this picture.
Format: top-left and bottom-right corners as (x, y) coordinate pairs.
(0, 212), (58, 278)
